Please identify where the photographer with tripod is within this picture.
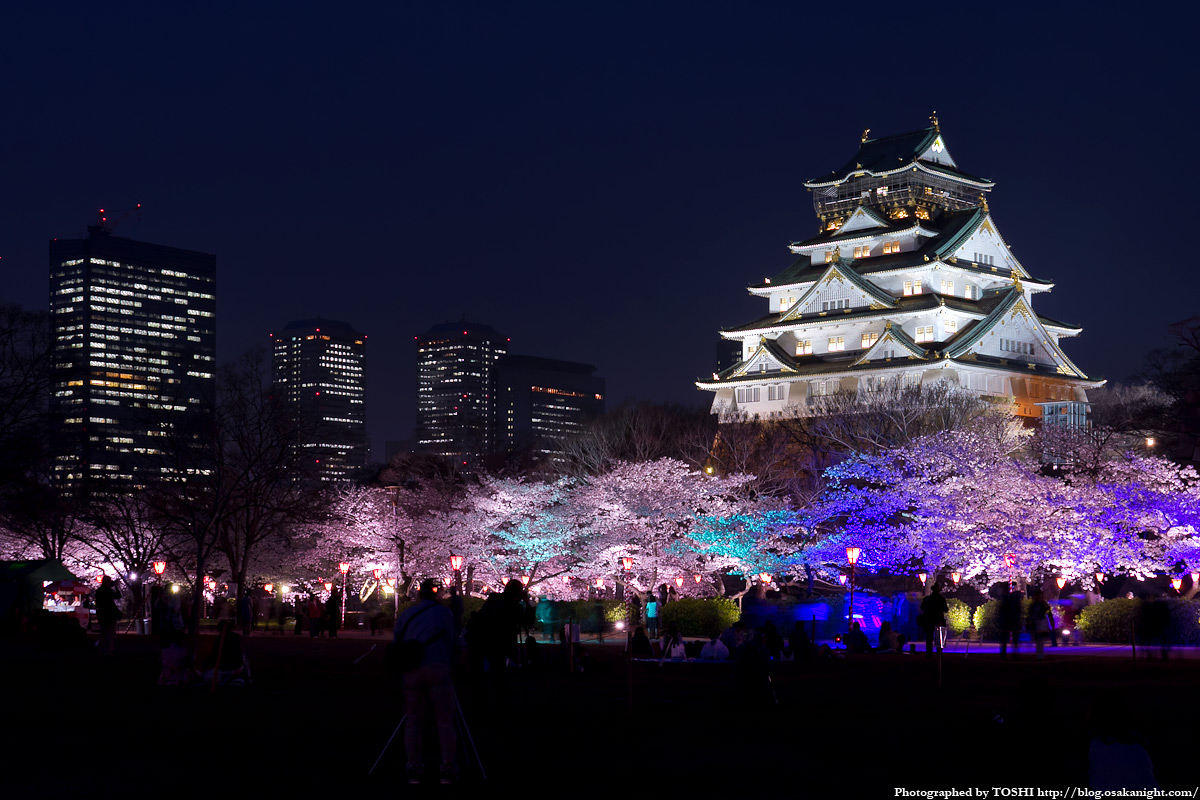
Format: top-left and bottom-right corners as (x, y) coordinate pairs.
(393, 579), (457, 784)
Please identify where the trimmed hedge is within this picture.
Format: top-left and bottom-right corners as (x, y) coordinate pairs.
(659, 597), (741, 638)
(1076, 598), (1200, 645)
(973, 597), (1033, 641)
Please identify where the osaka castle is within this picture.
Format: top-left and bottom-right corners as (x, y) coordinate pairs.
(697, 116), (1102, 420)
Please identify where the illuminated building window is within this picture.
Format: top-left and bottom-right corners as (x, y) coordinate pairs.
(825, 250), (835, 263)
(795, 339), (812, 356)
(828, 336), (845, 352)
(861, 332), (879, 349)
(882, 241), (900, 255)
(853, 245), (870, 259)
(941, 279), (954, 294)
(945, 319), (958, 334)
(903, 280), (923, 296)
(915, 326), (934, 343)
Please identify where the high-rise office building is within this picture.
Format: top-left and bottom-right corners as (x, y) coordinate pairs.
(49, 226), (216, 493)
(495, 354), (605, 465)
(415, 320), (508, 470)
(271, 318), (367, 482)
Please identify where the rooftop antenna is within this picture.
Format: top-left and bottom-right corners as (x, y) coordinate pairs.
(91, 203), (142, 235)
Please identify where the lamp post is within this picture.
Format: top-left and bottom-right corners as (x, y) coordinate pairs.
(1171, 577), (1183, 593)
(845, 546), (861, 633)
(338, 562), (350, 626)
(449, 554), (464, 596)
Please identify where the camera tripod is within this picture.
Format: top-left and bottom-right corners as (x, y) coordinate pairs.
(367, 688), (486, 781)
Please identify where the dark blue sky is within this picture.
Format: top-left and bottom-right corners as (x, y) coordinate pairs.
(2, 2), (1195, 457)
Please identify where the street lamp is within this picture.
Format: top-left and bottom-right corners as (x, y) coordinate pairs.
(917, 571), (928, 588)
(264, 583), (274, 594)
(845, 546), (861, 634)
(323, 581), (333, 594)
(950, 571), (961, 587)
(838, 574), (847, 585)
(1055, 576), (1066, 590)
(520, 574), (531, 588)
(1171, 577), (1183, 593)
(1095, 571), (1104, 584)
(372, 568), (382, 582)
(152, 561), (166, 577)
(1145, 437), (1156, 448)
(449, 554), (464, 595)
(675, 575), (684, 589)
(621, 556), (633, 571)
(338, 562), (350, 626)
(694, 574), (702, 584)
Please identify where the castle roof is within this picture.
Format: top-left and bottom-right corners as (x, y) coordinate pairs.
(804, 126), (994, 189)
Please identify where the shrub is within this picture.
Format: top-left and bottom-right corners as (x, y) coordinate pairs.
(973, 598), (1033, 641)
(946, 598), (973, 636)
(659, 597), (741, 638)
(1076, 598), (1200, 645)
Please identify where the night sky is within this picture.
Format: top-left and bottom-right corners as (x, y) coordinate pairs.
(3, 2), (1196, 459)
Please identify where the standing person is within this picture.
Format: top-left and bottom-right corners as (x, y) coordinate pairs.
(95, 577), (121, 656)
(237, 592), (252, 637)
(1026, 588), (1053, 660)
(920, 584), (949, 658)
(592, 598), (605, 645)
(998, 584), (1023, 660)
(645, 596), (659, 639)
(307, 594), (324, 638)
(293, 596), (305, 635)
(466, 579), (526, 712)
(325, 589), (340, 638)
(394, 579), (457, 785)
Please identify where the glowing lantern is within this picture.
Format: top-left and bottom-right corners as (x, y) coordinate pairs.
(758, 572), (771, 584)
(675, 576), (684, 588)
(372, 568), (382, 581)
(838, 574), (847, 585)
(279, 585), (288, 595)
(520, 575), (531, 587)
(324, 582), (333, 593)
(1055, 577), (1066, 590)
(917, 572), (927, 586)
(264, 583), (274, 593)
(207, 580), (217, 592)
(594, 578), (604, 589)
(385, 577), (396, 588)
(152, 561), (167, 576)
(1171, 577), (1183, 592)
(442, 576), (451, 586)
(561, 575), (570, 584)
(1192, 571), (1199, 585)
(449, 554), (464, 572)
(694, 574), (702, 583)
(1095, 572), (1104, 584)
(951, 572), (961, 585)
(621, 556), (633, 571)
(845, 546), (861, 565)
(338, 562), (350, 575)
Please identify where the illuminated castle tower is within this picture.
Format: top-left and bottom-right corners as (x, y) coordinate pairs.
(697, 115), (1101, 420)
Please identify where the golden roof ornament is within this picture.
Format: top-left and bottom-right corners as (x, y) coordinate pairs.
(929, 110), (940, 131)
(832, 246), (840, 261)
(861, 128), (871, 143)
(980, 193), (989, 212)
(1011, 270), (1023, 291)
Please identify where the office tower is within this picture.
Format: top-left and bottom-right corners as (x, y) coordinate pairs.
(415, 320), (507, 470)
(495, 354), (605, 465)
(49, 225), (216, 493)
(271, 318), (367, 482)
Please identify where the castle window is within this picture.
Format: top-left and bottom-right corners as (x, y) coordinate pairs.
(963, 284), (978, 300)
(778, 295), (795, 312)
(974, 252), (995, 266)
(861, 332), (879, 349)
(882, 241), (900, 255)
(903, 280), (923, 296)
(828, 336), (845, 352)
(768, 384), (787, 401)
(941, 279), (954, 294)
(853, 245), (870, 259)
(915, 326), (934, 343)
(821, 299), (850, 311)
(945, 319), (958, 335)
(795, 339), (812, 356)
(825, 250), (835, 263)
